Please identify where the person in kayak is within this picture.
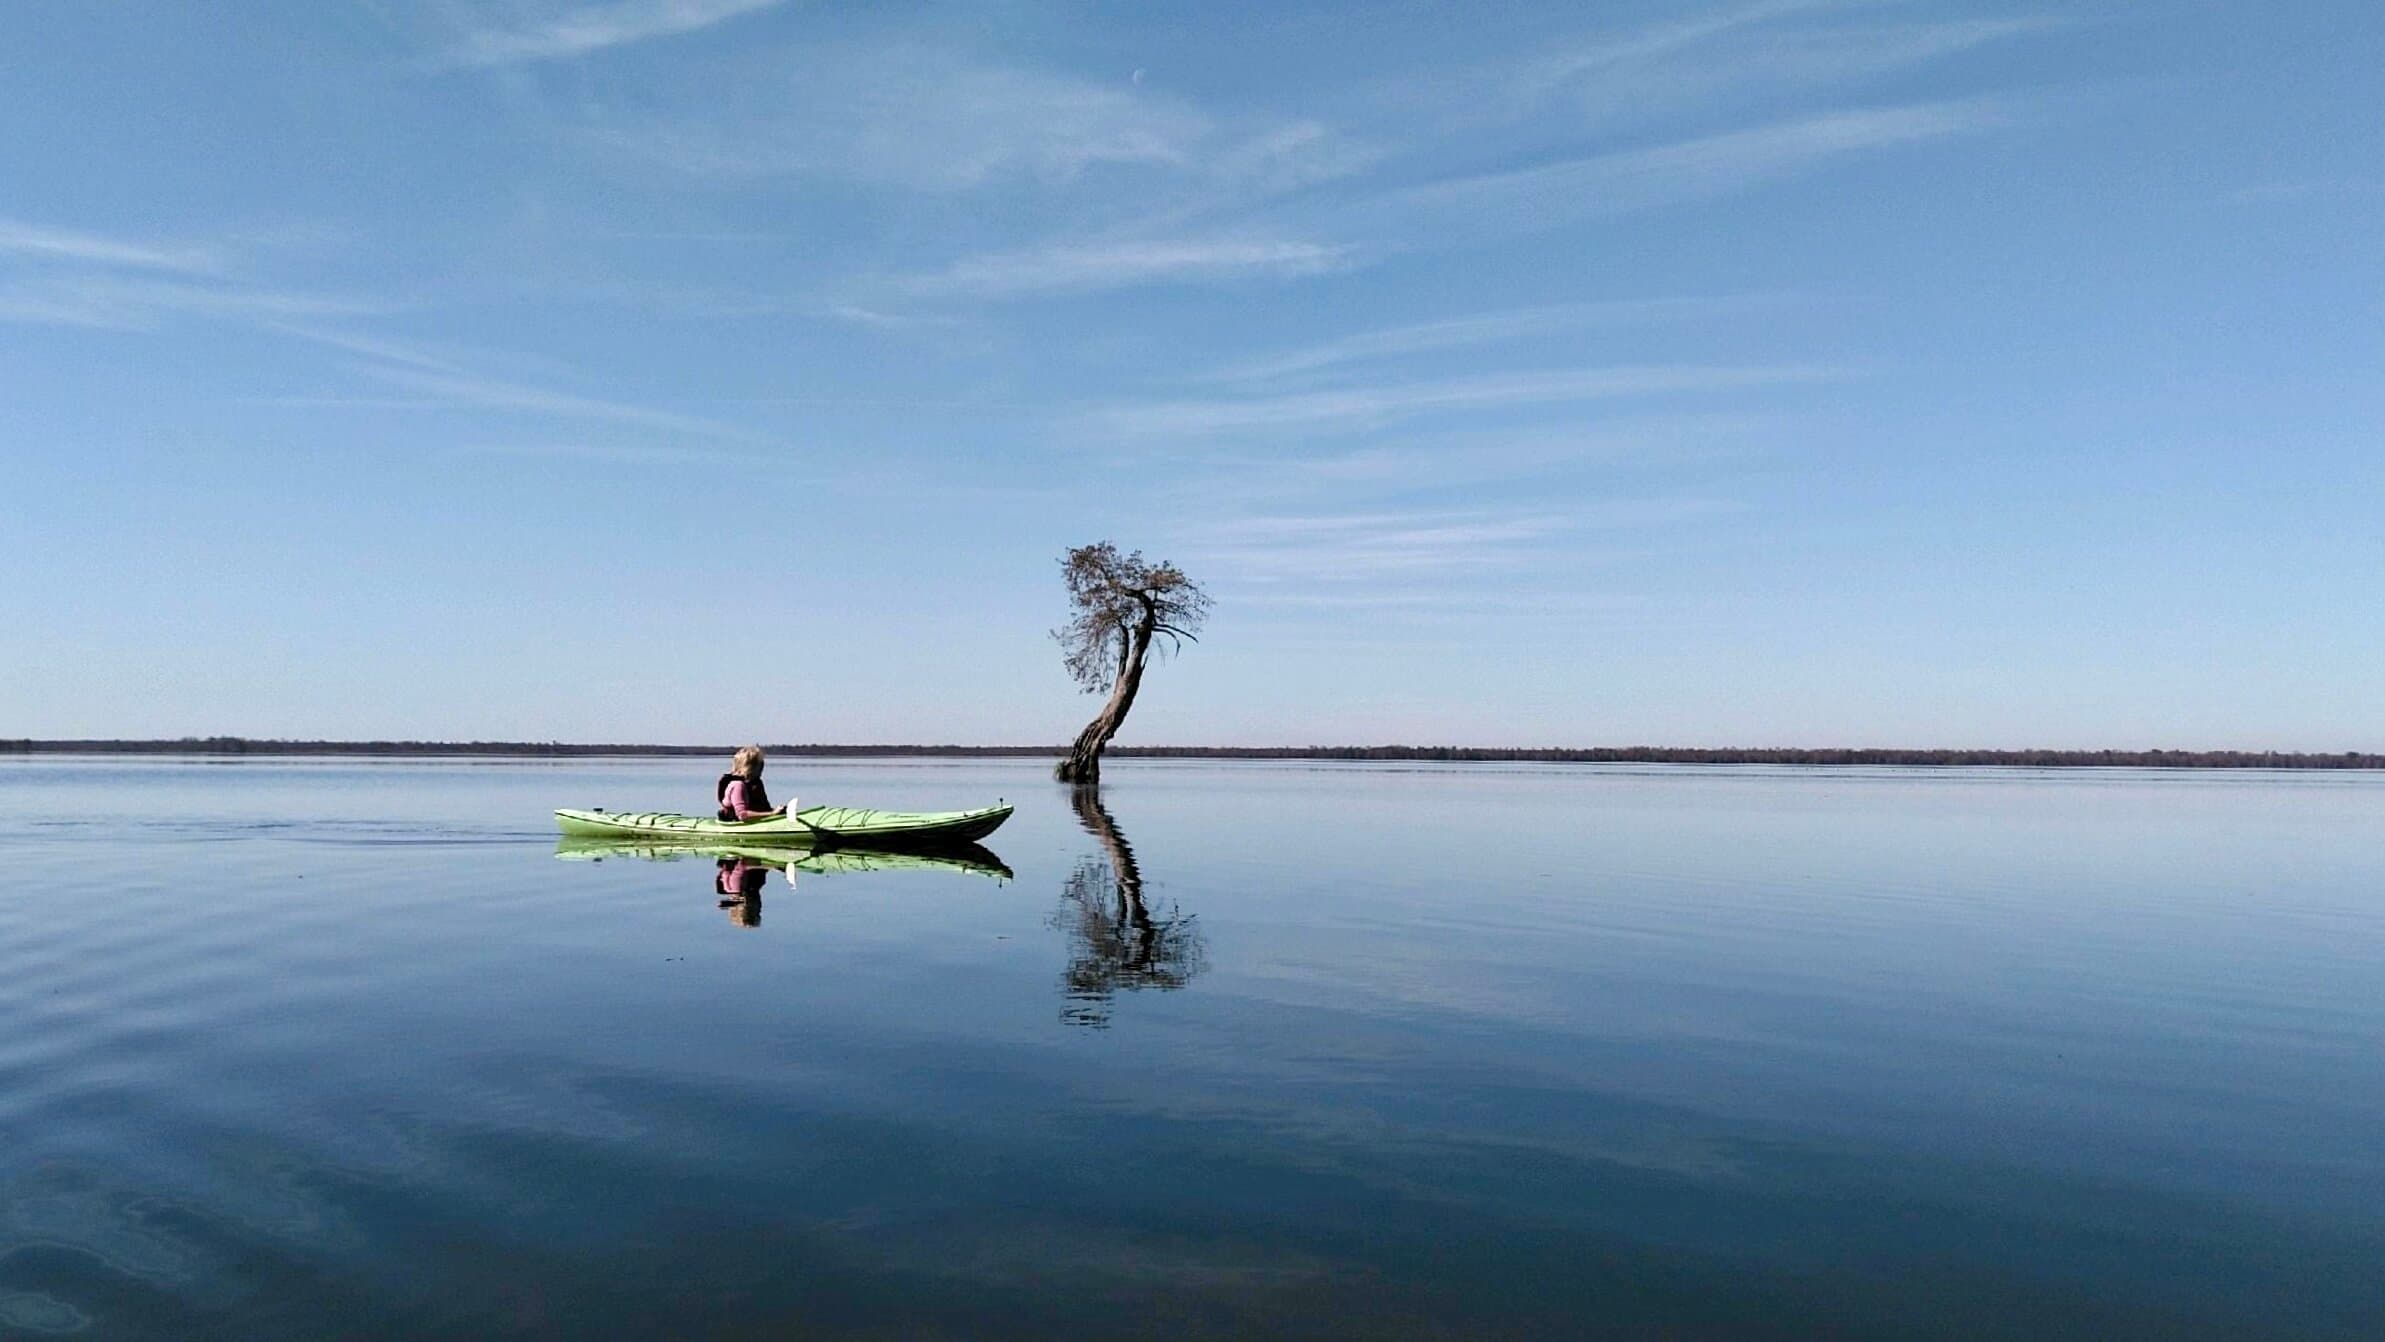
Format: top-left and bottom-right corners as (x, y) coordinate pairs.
(715, 745), (789, 822)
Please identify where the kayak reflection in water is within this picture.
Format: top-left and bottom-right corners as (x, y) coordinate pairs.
(714, 745), (790, 822)
(715, 856), (775, 928)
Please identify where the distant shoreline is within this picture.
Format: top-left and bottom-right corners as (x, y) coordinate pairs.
(6, 739), (2378, 769)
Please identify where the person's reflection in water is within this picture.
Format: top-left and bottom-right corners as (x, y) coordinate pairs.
(1053, 790), (1205, 1027)
(714, 857), (775, 928)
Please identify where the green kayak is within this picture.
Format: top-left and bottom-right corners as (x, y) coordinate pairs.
(553, 801), (1011, 846)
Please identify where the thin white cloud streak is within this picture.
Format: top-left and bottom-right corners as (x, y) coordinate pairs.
(1088, 364), (1846, 436)
(1203, 296), (1796, 384)
(1205, 121), (1387, 198)
(0, 217), (218, 273)
(1519, 0), (1861, 93)
(1213, 501), (1736, 540)
(1231, 588), (1649, 614)
(440, 0), (785, 67)
(1185, 502), (1737, 582)
(174, 314), (755, 442)
(1695, 16), (2062, 91)
(268, 325), (596, 389)
(1348, 97), (2021, 245)
(1136, 413), (1776, 538)
(447, 441), (771, 467)
(1194, 512), (1574, 581)
(598, 230), (785, 242)
(605, 48), (1208, 190)
(0, 216), (760, 446)
(0, 276), (392, 331)
(354, 364), (750, 439)
(901, 239), (1355, 299)
(1392, 1), (2049, 148)
(239, 395), (454, 410)
(0, 219), (406, 337)
(823, 303), (964, 330)
(1517, 9), (2055, 118)
(1079, 15), (2043, 286)
(1105, 119), (1389, 239)
(588, 40), (1384, 287)
(268, 324), (473, 373)
(578, 285), (968, 326)
(1214, 512), (1529, 539)
(1282, 414), (1776, 483)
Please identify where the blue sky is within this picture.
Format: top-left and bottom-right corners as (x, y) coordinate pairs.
(2, 0), (2377, 749)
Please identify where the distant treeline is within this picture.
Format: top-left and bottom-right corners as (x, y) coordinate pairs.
(5, 738), (2378, 769)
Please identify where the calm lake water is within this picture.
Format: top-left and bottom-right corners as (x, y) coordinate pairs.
(0, 756), (2377, 1339)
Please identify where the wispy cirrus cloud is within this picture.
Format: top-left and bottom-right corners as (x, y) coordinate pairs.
(556, 284), (969, 327)
(1680, 15), (2060, 93)
(267, 323), (476, 373)
(1185, 502), (1736, 582)
(1343, 97), (2022, 247)
(822, 303), (964, 331)
(1204, 121), (1387, 198)
(0, 275), (387, 331)
(603, 46), (1208, 190)
(1526, 0), (1853, 82)
(438, 0), (787, 68)
(1230, 588), (1648, 614)
(350, 362), (750, 439)
(0, 216), (219, 274)
(1192, 511), (1577, 581)
(900, 238), (1355, 300)
(243, 363), (752, 442)
(556, 6), (2050, 318)
(0, 217), (395, 332)
(1086, 364), (1845, 436)
(1275, 413), (1778, 484)
(446, 441), (772, 467)
(1507, 6), (2057, 125)
(0, 213), (757, 444)
(1373, 0), (2054, 154)
(1202, 295), (1796, 384)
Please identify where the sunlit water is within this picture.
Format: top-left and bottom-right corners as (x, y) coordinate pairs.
(0, 756), (2377, 1339)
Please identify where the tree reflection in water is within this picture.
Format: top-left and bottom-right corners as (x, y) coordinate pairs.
(1052, 790), (1206, 1027)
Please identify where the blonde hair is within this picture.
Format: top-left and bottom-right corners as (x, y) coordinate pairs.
(731, 745), (766, 777)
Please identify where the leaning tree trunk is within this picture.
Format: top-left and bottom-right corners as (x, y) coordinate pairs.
(1054, 607), (1155, 785)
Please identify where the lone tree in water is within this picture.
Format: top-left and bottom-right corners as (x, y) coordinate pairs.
(1052, 542), (1210, 785)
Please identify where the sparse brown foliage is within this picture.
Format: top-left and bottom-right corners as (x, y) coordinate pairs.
(1051, 542), (1210, 785)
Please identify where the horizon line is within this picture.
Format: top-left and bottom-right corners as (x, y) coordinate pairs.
(6, 739), (2379, 769)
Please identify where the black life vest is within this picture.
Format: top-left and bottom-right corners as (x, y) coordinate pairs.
(716, 772), (773, 821)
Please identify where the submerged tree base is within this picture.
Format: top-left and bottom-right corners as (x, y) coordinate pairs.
(1054, 737), (1105, 784)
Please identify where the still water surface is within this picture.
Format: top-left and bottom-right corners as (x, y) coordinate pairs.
(0, 757), (2377, 1339)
